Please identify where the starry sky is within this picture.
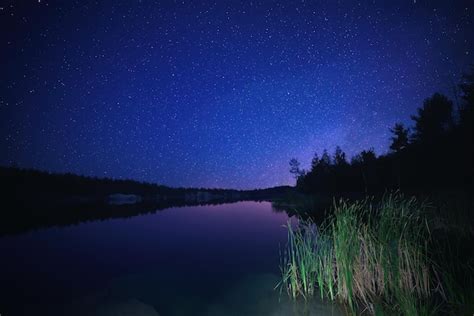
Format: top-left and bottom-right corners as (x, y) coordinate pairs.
(1, 0), (473, 189)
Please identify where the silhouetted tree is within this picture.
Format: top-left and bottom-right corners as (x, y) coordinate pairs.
(310, 152), (320, 172)
(457, 66), (474, 187)
(351, 149), (377, 194)
(411, 93), (453, 144)
(389, 123), (409, 153)
(459, 65), (474, 130)
(289, 158), (304, 180)
(459, 65), (474, 107)
(334, 146), (348, 166)
(389, 123), (409, 189)
(320, 149), (331, 167)
(359, 148), (376, 164)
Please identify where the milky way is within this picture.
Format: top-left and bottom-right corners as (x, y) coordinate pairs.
(1, 0), (473, 189)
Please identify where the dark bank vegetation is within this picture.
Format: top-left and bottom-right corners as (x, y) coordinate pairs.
(0, 166), (293, 236)
(279, 67), (474, 315)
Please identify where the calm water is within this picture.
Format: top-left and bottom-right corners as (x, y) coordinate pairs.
(0, 201), (341, 316)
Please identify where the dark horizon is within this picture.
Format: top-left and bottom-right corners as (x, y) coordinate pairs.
(1, 0), (473, 189)
(0, 164), (295, 191)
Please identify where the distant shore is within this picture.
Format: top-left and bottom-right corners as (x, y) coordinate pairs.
(0, 166), (294, 236)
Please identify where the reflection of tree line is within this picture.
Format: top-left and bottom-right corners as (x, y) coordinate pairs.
(289, 67), (474, 195)
(0, 199), (237, 236)
(0, 168), (293, 236)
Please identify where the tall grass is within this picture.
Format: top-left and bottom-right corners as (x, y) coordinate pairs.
(279, 194), (438, 315)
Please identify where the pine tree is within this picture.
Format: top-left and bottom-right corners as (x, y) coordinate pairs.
(389, 123), (409, 152)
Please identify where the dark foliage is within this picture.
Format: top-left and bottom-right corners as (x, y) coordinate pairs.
(389, 123), (409, 153)
(292, 67), (474, 195)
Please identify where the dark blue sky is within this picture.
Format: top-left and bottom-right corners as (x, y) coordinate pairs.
(1, 0), (473, 189)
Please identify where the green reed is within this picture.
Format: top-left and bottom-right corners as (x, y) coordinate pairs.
(279, 194), (438, 315)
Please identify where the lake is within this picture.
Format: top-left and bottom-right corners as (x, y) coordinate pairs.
(0, 201), (342, 316)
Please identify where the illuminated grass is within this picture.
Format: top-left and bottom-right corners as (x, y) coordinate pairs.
(279, 194), (439, 315)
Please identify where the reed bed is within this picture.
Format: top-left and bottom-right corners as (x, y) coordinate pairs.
(279, 194), (439, 315)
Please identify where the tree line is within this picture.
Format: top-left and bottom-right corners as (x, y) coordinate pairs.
(290, 66), (473, 195)
(0, 166), (294, 236)
(0, 166), (293, 204)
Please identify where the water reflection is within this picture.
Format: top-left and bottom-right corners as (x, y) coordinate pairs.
(0, 201), (340, 316)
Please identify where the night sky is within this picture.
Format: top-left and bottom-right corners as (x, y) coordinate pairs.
(1, 1), (473, 189)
